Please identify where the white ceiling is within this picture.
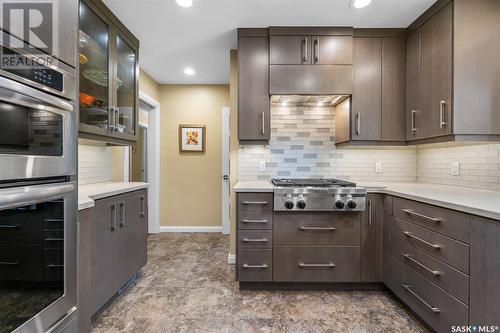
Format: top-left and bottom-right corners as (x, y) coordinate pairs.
(103, 0), (436, 84)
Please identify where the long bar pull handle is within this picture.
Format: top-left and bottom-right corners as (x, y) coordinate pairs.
(242, 264), (268, 269)
(439, 100), (446, 128)
(111, 204), (117, 231)
(302, 37), (308, 63)
(402, 253), (441, 276)
(46, 264), (64, 268)
(402, 283), (440, 313)
(411, 110), (417, 133)
(403, 231), (441, 249)
(119, 202), (125, 227)
(242, 238), (268, 242)
(0, 225), (19, 229)
(241, 219), (268, 224)
(299, 262), (336, 268)
(401, 209), (442, 223)
(261, 111), (265, 135)
(0, 261), (20, 266)
(109, 107), (116, 131)
(356, 113), (361, 136)
(368, 199), (373, 227)
(140, 196), (146, 218)
(242, 201), (268, 205)
(314, 37), (320, 63)
(299, 226), (336, 231)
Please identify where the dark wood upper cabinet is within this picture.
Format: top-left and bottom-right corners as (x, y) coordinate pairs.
(352, 37), (382, 141)
(406, 0), (500, 143)
(270, 36), (311, 65)
(313, 36), (353, 65)
(420, 2), (453, 138)
(79, 0), (139, 145)
(237, 30), (270, 142)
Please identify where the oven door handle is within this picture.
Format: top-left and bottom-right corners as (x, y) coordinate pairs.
(0, 182), (75, 210)
(0, 76), (73, 112)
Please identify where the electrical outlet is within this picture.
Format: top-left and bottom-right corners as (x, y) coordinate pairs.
(451, 162), (460, 176)
(375, 161), (383, 174)
(259, 161), (266, 172)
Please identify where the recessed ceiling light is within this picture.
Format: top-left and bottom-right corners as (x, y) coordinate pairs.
(175, 0), (193, 7)
(350, 0), (372, 9)
(184, 67), (195, 75)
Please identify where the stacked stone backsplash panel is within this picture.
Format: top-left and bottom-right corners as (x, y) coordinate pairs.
(417, 142), (500, 191)
(237, 105), (417, 182)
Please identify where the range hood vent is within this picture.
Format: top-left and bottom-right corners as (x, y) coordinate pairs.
(271, 95), (349, 107)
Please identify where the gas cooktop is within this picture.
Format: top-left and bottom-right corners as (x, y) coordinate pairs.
(271, 178), (356, 188)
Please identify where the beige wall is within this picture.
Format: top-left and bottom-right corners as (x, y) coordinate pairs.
(229, 50), (238, 255)
(159, 85), (230, 227)
(139, 69), (160, 102)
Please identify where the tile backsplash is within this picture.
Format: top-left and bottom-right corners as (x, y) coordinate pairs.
(417, 142), (500, 191)
(237, 105), (417, 182)
(78, 142), (112, 185)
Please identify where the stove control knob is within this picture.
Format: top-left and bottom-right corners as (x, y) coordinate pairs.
(335, 200), (345, 209)
(347, 200), (357, 209)
(285, 200), (294, 209)
(297, 200), (306, 209)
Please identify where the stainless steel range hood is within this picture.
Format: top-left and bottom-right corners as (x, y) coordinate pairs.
(271, 95), (350, 107)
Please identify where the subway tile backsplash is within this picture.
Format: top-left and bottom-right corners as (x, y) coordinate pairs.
(78, 142), (112, 185)
(237, 105), (417, 182)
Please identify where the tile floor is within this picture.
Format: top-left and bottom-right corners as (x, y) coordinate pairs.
(92, 233), (429, 333)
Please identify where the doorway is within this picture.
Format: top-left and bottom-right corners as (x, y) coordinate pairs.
(221, 107), (230, 235)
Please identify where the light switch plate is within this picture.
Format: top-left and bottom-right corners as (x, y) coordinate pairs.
(375, 161), (383, 174)
(259, 161), (266, 172)
(451, 162), (460, 176)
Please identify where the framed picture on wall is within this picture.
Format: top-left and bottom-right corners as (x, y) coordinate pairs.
(179, 124), (206, 152)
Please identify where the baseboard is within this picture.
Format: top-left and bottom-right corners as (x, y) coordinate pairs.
(227, 253), (235, 265)
(159, 226), (222, 233)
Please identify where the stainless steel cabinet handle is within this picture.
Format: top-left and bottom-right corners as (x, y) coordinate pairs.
(314, 37), (320, 63)
(0, 261), (20, 266)
(45, 238), (64, 241)
(299, 262), (336, 268)
(411, 110), (417, 133)
(242, 238), (268, 242)
(242, 201), (268, 205)
(242, 264), (268, 269)
(403, 231), (441, 249)
(401, 209), (442, 223)
(109, 107), (115, 130)
(356, 113), (361, 136)
(0, 225), (19, 229)
(368, 199), (373, 227)
(119, 202), (125, 227)
(402, 253), (441, 276)
(298, 226), (336, 231)
(140, 196), (146, 218)
(241, 219), (268, 224)
(439, 100), (446, 128)
(402, 283), (440, 313)
(302, 37), (308, 63)
(111, 204), (117, 231)
(261, 111), (265, 135)
(46, 264), (64, 268)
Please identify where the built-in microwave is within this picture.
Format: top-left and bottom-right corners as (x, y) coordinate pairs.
(0, 181), (77, 333)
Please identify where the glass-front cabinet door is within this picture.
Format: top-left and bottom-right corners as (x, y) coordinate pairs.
(78, 1), (110, 131)
(115, 34), (137, 137)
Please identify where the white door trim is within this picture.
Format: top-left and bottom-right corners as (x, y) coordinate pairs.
(139, 91), (161, 234)
(221, 107), (230, 235)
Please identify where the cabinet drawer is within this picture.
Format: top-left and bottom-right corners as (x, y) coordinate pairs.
(391, 236), (469, 304)
(238, 230), (272, 249)
(392, 217), (469, 274)
(393, 197), (470, 243)
(0, 213), (42, 246)
(237, 212), (273, 230)
(390, 256), (468, 333)
(274, 246), (360, 282)
(274, 212), (360, 246)
(237, 193), (273, 213)
(237, 249), (272, 282)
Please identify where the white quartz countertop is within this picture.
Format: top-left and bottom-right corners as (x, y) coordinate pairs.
(233, 180), (500, 220)
(79, 182), (149, 211)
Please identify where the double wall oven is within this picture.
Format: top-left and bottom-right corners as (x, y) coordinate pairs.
(0, 22), (78, 333)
